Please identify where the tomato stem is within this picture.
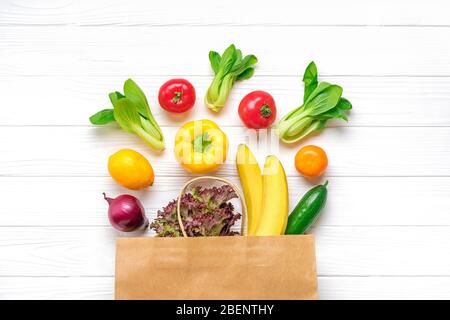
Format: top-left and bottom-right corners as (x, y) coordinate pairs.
(260, 103), (272, 118)
(172, 91), (183, 103)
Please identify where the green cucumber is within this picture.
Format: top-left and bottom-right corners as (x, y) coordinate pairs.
(285, 181), (328, 235)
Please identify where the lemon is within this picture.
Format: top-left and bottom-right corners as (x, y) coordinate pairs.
(108, 149), (154, 190)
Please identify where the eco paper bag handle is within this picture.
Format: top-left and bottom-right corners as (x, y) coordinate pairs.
(176, 176), (248, 237)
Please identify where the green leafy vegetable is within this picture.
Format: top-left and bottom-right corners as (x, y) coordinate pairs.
(150, 185), (241, 237)
(205, 44), (257, 113)
(89, 79), (165, 151)
(276, 62), (352, 143)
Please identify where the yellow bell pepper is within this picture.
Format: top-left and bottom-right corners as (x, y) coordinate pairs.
(174, 119), (228, 173)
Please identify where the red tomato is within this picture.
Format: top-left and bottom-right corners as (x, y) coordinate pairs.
(238, 91), (276, 129)
(158, 79), (196, 113)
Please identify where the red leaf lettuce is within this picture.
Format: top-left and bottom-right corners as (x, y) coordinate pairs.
(150, 185), (242, 237)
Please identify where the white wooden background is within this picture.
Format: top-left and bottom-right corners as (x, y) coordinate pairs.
(1, 0), (450, 300)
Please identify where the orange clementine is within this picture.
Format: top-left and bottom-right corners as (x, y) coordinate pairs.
(294, 145), (328, 178)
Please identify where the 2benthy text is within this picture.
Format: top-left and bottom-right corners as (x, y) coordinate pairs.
(176, 304), (274, 317)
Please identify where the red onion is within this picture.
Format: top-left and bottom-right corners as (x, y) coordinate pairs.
(103, 193), (148, 232)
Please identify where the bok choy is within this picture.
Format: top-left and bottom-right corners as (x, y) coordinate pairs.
(205, 44), (257, 112)
(89, 79), (165, 151)
(276, 62), (352, 143)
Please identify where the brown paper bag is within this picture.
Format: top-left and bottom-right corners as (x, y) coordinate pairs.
(115, 235), (318, 300)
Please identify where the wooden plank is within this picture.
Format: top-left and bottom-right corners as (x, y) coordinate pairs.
(0, 176), (449, 226)
(3, 75), (450, 127)
(1, 0), (449, 26)
(0, 277), (114, 300)
(2, 26), (450, 76)
(318, 277), (450, 300)
(1, 276), (449, 299)
(0, 226), (449, 276)
(0, 126), (449, 177)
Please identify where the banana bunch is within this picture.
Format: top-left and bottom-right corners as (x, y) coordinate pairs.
(236, 144), (289, 236)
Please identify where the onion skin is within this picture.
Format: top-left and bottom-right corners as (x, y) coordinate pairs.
(103, 193), (148, 232)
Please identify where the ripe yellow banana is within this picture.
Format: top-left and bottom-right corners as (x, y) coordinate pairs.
(254, 155), (289, 236)
(236, 144), (263, 236)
